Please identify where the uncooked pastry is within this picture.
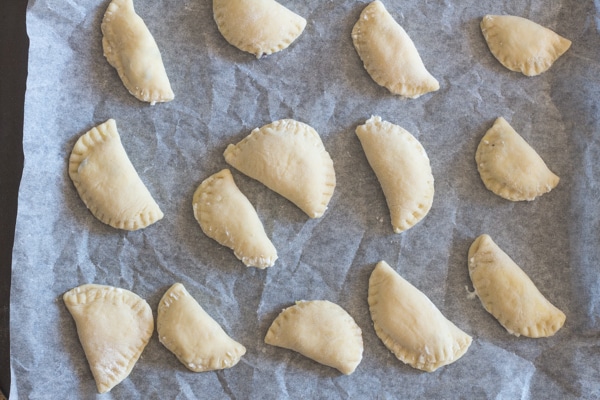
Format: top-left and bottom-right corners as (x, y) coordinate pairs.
(351, 1), (439, 98)
(368, 261), (472, 372)
(213, 0), (306, 58)
(468, 234), (566, 338)
(265, 300), (363, 375)
(224, 119), (336, 218)
(63, 284), (154, 393)
(69, 119), (164, 230)
(157, 283), (247, 372)
(192, 169), (277, 268)
(102, 0), (174, 104)
(476, 117), (559, 201)
(480, 14), (571, 76)
(355, 116), (434, 233)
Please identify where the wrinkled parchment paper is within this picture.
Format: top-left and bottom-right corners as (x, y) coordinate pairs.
(10, 0), (600, 398)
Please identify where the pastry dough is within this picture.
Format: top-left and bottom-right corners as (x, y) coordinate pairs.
(157, 283), (247, 372)
(69, 119), (164, 230)
(481, 14), (571, 76)
(224, 119), (336, 218)
(102, 0), (174, 104)
(265, 300), (363, 375)
(476, 117), (559, 201)
(368, 261), (472, 372)
(468, 234), (566, 338)
(351, 1), (439, 98)
(356, 116), (434, 233)
(193, 169), (277, 268)
(63, 284), (154, 393)
(213, 0), (306, 58)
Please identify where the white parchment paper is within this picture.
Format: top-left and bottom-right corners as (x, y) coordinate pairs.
(10, 0), (600, 398)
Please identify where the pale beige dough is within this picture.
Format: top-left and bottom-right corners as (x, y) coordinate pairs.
(63, 284), (154, 393)
(102, 0), (174, 104)
(213, 0), (306, 58)
(69, 119), (164, 230)
(468, 234), (566, 338)
(351, 1), (439, 98)
(356, 116), (434, 233)
(265, 300), (363, 375)
(192, 169), (277, 268)
(481, 14), (571, 76)
(157, 283), (247, 372)
(368, 261), (472, 372)
(476, 117), (559, 201)
(224, 119), (336, 218)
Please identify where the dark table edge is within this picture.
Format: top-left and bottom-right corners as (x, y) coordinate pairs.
(1, 0), (28, 398)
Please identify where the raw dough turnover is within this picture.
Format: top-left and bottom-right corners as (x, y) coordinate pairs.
(368, 261), (472, 372)
(68, 119), (164, 230)
(102, 0), (174, 104)
(468, 234), (566, 338)
(481, 14), (571, 76)
(265, 300), (363, 375)
(157, 283), (247, 372)
(213, 0), (306, 58)
(476, 117), (559, 201)
(63, 284), (154, 393)
(352, 1), (439, 98)
(192, 169), (278, 268)
(224, 119), (336, 218)
(356, 116), (434, 233)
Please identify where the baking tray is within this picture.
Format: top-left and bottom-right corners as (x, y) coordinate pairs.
(0, 0), (28, 397)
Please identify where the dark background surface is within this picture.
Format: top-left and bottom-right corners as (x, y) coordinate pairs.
(0, 0), (28, 398)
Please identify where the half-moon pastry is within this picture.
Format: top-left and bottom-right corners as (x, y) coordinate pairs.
(68, 119), (164, 230)
(102, 0), (174, 104)
(476, 117), (559, 201)
(368, 261), (472, 372)
(63, 284), (154, 393)
(468, 234), (566, 337)
(352, 1), (439, 98)
(157, 283), (247, 372)
(213, 0), (306, 58)
(224, 119), (336, 218)
(193, 169), (278, 268)
(265, 300), (363, 375)
(356, 116), (434, 233)
(480, 14), (571, 76)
